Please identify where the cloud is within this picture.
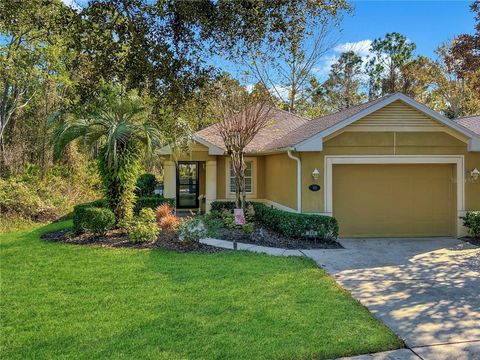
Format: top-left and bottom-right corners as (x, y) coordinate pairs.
(312, 55), (339, 76)
(334, 39), (372, 57)
(60, 0), (82, 10)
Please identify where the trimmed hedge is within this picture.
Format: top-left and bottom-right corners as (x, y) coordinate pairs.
(133, 196), (175, 214)
(210, 201), (339, 241)
(211, 201), (251, 213)
(461, 211), (480, 239)
(73, 205), (114, 234)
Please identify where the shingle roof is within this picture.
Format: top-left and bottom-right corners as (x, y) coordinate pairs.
(195, 106), (309, 153)
(266, 94), (394, 149)
(454, 115), (480, 135)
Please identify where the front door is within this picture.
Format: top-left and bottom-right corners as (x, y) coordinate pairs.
(176, 162), (199, 208)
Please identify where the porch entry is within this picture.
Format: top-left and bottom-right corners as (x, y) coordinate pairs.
(176, 161), (200, 208)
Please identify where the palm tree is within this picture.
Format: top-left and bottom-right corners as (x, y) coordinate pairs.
(52, 90), (161, 221)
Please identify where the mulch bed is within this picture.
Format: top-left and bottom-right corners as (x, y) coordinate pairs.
(461, 237), (480, 247)
(217, 222), (342, 249)
(41, 229), (226, 254)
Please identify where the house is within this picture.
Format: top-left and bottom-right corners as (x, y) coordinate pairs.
(160, 93), (480, 238)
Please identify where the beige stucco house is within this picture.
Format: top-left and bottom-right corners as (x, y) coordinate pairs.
(160, 93), (480, 238)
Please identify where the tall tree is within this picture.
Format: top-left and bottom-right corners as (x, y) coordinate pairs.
(244, 0), (350, 113)
(0, 0), (74, 168)
(449, 0), (480, 91)
(52, 90), (161, 220)
(426, 43), (480, 118)
(366, 32), (416, 98)
(323, 51), (365, 111)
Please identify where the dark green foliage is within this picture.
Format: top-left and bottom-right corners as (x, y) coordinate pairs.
(252, 203), (338, 241)
(461, 211), (480, 238)
(73, 204), (114, 234)
(201, 213), (224, 238)
(134, 196), (175, 214)
(210, 201), (251, 212)
(210, 201), (339, 241)
(135, 173), (157, 197)
(253, 203), (338, 241)
(98, 143), (141, 221)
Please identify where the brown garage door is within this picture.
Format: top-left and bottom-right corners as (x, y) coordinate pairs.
(333, 164), (456, 238)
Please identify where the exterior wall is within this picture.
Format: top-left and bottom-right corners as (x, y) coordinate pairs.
(301, 131), (478, 213)
(263, 153), (297, 210)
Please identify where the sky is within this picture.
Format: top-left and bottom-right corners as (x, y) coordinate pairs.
(62, 0), (476, 83)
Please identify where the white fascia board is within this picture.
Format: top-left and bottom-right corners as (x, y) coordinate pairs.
(293, 93), (480, 152)
(192, 135), (225, 155)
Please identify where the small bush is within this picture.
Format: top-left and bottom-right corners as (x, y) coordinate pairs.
(245, 204), (255, 222)
(201, 213), (223, 238)
(253, 203), (338, 241)
(159, 214), (181, 231)
(155, 203), (173, 220)
(221, 209), (237, 229)
(85, 208), (114, 234)
(122, 208), (159, 243)
(178, 217), (207, 243)
(134, 196), (175, 214)
(242, 223), (254, 234)
(72, 199), (109, 233)
(462, 211), (480, 239)
(135, 173), (157, 197)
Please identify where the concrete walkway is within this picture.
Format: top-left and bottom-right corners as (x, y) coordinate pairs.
(200, 237), (480, 360)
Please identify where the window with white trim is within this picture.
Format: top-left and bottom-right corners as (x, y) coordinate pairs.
(229, 161), (253, 193)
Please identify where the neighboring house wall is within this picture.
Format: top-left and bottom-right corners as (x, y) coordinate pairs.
(263, 153), (298, 211)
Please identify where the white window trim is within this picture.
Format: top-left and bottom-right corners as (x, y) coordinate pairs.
(225, 157), (258, 199)
(324, 155), (465, 237)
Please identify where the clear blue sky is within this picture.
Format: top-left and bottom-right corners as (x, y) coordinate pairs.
(342, 0), (474, 58)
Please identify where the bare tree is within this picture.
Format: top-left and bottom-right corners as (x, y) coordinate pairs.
(213, 91), (271, 210)
(245, 19), (340, 113)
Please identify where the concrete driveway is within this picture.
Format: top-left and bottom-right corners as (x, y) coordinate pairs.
(303, 238), (480, 360)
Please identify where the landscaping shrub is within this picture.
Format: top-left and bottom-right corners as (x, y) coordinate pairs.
(155, 203), (173, 220)
(252, 203), (338, 241)
(122, 208), (159, 243)
(135, 173), (157, 197)
(178, 217), (207, 243)
(76, 207), (115, 234)
(242, 223), (254, 234)
(211, 201), (251, 212)
(221, 209), (237, 229)
(201, 213), (224, 238)
(462, 211), (480, 239)
(159, 214), (181, 231)
(134, 196), (175, 214)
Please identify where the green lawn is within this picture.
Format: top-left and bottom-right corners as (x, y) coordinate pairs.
(1, 222), (402, 360)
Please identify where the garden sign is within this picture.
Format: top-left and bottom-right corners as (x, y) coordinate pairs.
(234, 209), (246, 225)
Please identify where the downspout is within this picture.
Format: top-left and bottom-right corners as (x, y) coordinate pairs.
(287, 149), (302, 213)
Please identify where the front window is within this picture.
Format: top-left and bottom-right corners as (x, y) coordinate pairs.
(230, 161), (253, 193)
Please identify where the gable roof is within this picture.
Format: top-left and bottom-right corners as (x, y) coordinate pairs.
(455, 115), (480, 135)
(192, 92), (480, 154)
(267, 94), (394, 150)
(195, 106), (309, 154)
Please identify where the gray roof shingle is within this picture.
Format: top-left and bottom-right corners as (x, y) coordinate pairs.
(454, 115), (480, 135)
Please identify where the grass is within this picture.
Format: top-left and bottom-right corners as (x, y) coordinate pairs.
(1, 221), (402, 360)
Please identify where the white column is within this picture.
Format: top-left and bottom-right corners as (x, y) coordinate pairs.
(163, 160), (176, 200)
(205, 160), (217, 212)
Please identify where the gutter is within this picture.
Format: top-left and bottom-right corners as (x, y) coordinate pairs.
(287, 149), (302, 213)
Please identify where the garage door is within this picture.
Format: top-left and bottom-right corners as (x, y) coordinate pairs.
(333, 164), (456, 237)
